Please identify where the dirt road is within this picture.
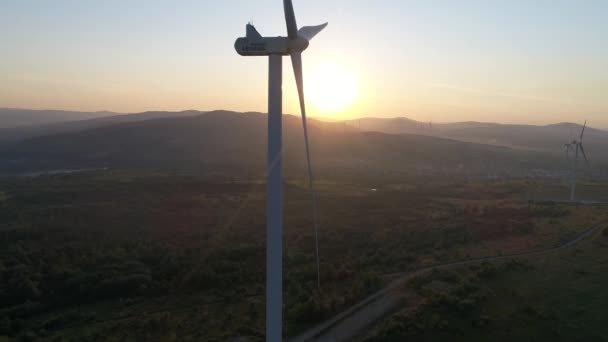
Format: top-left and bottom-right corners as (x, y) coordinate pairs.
(290, 223), (604, 342)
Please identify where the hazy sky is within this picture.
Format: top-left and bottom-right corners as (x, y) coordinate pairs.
(1, 0), (607, 125)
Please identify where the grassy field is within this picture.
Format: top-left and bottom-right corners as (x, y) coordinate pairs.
(0, 170), (606, 341)
(526, 178), (608, 203)
(365, 226), (608, 342)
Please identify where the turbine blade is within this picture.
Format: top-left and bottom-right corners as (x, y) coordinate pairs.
(580, 120), (587, 141)
(283, 0), (298, 39)
(291, 52), (321, 289)
(298, 23), (328, 41)
(580, 144), (590, 167)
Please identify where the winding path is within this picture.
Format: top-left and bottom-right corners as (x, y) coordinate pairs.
(290, 223), (604, 342)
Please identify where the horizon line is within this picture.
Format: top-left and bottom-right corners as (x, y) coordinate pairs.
(0, 106), (600, 129)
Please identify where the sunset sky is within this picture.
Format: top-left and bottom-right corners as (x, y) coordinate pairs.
(1, 0), (607, 126)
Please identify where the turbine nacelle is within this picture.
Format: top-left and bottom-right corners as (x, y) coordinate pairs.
(234, 22), (326, 56)
(234, 36), (308, 57)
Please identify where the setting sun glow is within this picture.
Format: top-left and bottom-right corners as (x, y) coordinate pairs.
(306, 64), (358, 116)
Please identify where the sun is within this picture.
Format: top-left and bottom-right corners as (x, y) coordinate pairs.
(306, 63), (358, 115)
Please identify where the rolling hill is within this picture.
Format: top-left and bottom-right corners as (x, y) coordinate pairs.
(0, 108), (115, 129)
(5, 108), (606, 166)
(349, 117), (608, 164)
(0, 110), (205, 144)
(0, 111), (565, 178)
(439, 122), (608, 155)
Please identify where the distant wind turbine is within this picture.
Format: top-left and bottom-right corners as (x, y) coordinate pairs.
(564, 121), (590, 202)
(235, 1), (327, 341)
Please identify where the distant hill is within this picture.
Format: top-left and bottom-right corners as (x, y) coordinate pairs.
(0, 108), (115, 129)
(0, 110), (205, 144)
(348, 117), (608, 164)
(345, 117), (423, 135)
(346, 118), (501, 136)
(6, 109), (606, 166)
(0, 110), (566, 178)
(439, 122), (608, 154)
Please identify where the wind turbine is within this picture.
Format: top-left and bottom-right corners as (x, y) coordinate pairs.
(564, 121), (590, 202)
(235, 1), (326, 341)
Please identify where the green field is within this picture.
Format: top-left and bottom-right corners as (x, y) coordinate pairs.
(365, 228), (608, 341)
(0, 170), (605, 341)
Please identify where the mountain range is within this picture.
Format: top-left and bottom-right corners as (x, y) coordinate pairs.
(0, 108), (605, 178)
(0, 108), (204, 144)
(347, 117), (607, 158)
(0, 108), (116, 129)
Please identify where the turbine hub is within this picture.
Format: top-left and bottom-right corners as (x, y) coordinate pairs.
(289, 37), (309, 53)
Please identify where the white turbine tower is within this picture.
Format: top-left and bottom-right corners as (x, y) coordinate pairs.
(235, 1), (326, 341)
(564, 121), (590, 202)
